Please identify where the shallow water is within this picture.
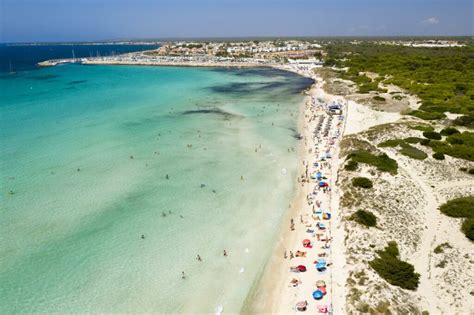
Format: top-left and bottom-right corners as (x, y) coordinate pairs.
(0, 64), (312, 313)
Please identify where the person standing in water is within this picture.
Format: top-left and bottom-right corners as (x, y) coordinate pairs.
(223, 250), (227, 257)
(197, 254), (202, 261)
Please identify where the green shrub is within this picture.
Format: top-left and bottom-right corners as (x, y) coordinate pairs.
(404, 137), (424, 144)
(440, 127), (460, 136)
(439, 196), (474, 218)
(461, 218), (474, 241)
(352, 177), (373, 189)
(423, 131), (442, 140)
(379, 139), (405, 148)
(399, 144), (428, 160)
(409, 110), (446, 120)
(352, 209), (377, 227)
(369, 241), (420, 290)
(433, 242), (452, 254)
(347, 150), (398, 175)
(420, 139), (431, 146)
(410, 125), (434, 132)
(439, 196), (474, 240)
(469, 168), (474, 174)
(345, 160), (358, 171)
(432, 152), (445, 160)
(373, 95), (386, 102)
(379, 139), (427, 160)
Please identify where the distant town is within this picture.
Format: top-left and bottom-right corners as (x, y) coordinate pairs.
(37, 38), (467, 68)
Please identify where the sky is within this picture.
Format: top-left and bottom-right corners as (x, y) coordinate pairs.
(1, 0), (473, 42)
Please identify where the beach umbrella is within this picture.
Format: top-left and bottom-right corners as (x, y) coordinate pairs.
(296, 301), (308, 312)
(312, 290), (324, 300)
(319, 286), (327, 295)
(317, 259), (327, 265)
(302, 239), (311, 245)
(316, 280), (326, 288)
(323, 213), (331, 220)
(297, 265), (307, 272)
(316, 264), (326, 272)
(317, 305), (329, 313)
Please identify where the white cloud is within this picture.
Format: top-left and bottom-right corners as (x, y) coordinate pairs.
(422, 17), (439, 25)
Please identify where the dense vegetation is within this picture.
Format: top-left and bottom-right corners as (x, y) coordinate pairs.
(325, 42), (474, 124)
(369, 241), (420, 290)
(346, 150), (398, 174)
(352, 177), (373, 189)
(352, 209), (377, 227)
(439, 196), (474, 240)
(425, 132), (474, 161)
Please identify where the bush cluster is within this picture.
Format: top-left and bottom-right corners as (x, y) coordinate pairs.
(427, 133), (474, 161)
(439, 196), (474, 241)
(347, 150), (398, 175)
(352, 209), (377, 227)
(423, 131), (442, 140)
(454, 115), (474, 128)
(440, 127), (460, 136)
(369, 241), (420, 290)
(352, 177), (373, 189)
(379, 139), (428, 160)
(345, 160), (358, 171)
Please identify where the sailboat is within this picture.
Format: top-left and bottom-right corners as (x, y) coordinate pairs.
(9, 60), (16, 75)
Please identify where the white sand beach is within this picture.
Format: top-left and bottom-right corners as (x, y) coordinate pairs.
(246, 65), (349, 314)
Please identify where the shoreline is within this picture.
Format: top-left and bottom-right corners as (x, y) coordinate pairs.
(244, 65), (347, 314)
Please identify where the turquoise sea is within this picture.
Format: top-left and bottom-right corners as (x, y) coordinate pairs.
(0, 63), (312, 313)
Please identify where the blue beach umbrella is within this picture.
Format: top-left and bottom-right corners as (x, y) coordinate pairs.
(312, 290), (324, 300)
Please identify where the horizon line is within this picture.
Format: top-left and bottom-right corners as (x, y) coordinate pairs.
(2, 35), (473, 45)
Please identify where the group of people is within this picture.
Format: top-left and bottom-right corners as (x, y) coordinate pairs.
(181, 250), (228, 279)
(287, 93), (345, 314)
